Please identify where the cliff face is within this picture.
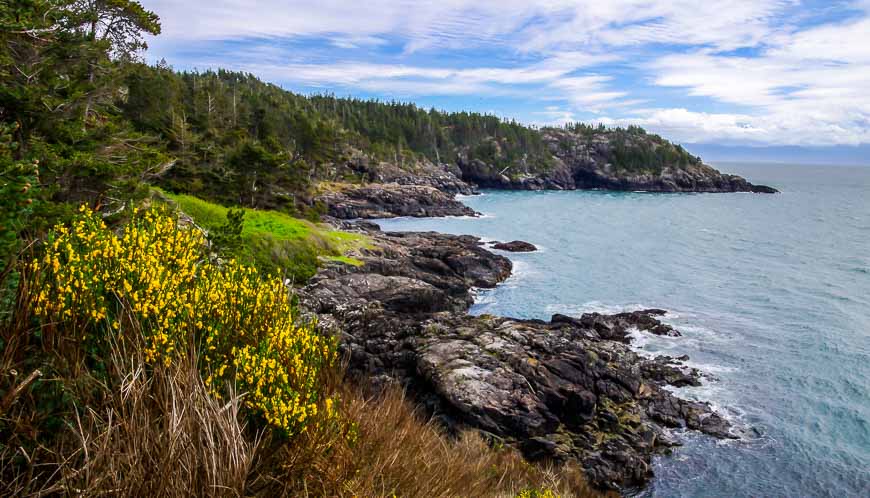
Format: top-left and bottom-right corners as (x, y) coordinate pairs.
(454, 128), (778, 193)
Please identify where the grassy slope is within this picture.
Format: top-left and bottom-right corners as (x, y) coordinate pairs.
(160, 191), (369, 275)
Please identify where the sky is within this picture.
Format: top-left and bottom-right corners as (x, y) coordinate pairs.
(140, 1), (870, 163)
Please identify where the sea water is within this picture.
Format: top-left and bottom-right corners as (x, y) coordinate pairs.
(376, 163), (870, 497)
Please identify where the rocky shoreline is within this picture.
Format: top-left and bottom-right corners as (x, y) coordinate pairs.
(301, 222), (736, 492)
(316, 138), (778, 219)
(317, 183), (478, 219)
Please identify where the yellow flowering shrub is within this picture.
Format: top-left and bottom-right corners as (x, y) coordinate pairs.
(31, 206), (338, 436)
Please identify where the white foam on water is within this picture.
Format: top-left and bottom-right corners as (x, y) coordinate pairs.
(508, 259), (533, 278)
(682, 358), (738, 375)
(440, 213), (486, 220)
(523, 302), (749, 441)
(626, 327), (675, 358)
(471, 260), (534, 303)
(470, 287), (496, 306)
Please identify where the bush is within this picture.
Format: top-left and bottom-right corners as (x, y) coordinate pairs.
(30, 207), (338, 436)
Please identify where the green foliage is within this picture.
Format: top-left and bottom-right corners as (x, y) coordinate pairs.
(0, 123), (39, 318)
(0, 0), (164, 227)
(0, 124), (37, 268)
(307, 95), (553, 169)
(116, 66), (561, 209)
(122, 65), (340, 211)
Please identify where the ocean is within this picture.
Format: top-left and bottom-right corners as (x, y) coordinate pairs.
(376, 163), (870, 497)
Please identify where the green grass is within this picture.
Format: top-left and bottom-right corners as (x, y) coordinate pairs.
(158, 190), (369, 280)
(323, 255), (365, 267)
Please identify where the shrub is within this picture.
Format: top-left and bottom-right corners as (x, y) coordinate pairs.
(30, 207), (338, 436)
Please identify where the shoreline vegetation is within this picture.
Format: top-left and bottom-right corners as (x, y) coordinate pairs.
(1, 1), (763, 496)
(2, 207), (602, 497)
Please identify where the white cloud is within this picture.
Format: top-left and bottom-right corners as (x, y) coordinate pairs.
(641, 14), (870, 146)
(143, 0), (791, 52)
(602, 107), (870, 146)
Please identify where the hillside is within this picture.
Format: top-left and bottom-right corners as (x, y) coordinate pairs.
(118, 66), (776, 220)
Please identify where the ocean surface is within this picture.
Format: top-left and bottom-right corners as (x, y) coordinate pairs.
(376, 163), (870, 498)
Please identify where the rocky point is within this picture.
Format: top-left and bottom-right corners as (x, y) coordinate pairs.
(301, 221), (736, 492)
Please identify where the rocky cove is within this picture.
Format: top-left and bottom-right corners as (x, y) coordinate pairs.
(300, 223), (737, 492)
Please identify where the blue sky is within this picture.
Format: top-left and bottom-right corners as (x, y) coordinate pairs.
(140, 1), (870, 161)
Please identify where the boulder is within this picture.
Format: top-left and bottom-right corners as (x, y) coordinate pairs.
(492, 240), (538, 252)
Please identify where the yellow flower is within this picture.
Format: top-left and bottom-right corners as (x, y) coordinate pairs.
(32, 207), (339, 437)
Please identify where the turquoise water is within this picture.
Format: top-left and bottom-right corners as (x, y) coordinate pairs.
(376, 163), (870, 497)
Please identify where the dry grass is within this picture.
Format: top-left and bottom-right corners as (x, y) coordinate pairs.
(2, 360), (607, 497)
(254, 382), (608, 498)
(1, 267), (609, 498)
(1, 339), (257, 497)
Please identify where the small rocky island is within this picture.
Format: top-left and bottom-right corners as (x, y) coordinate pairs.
(302, 223), (735, 491)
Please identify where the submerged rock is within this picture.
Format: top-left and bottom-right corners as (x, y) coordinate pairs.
(301, 226), (735, 491)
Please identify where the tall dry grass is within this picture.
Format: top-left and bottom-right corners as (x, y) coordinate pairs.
(1, 334), (257, 497)
(268, 383), (607, 498)
(2, 340), (607, 497)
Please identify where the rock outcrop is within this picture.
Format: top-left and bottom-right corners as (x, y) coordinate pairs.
(342, 152), (476, 195)
(317, 183), (478, 219)
(491, 240), (538, 252)
(313, 128), (778, 220)
(301, 224), (736, 491)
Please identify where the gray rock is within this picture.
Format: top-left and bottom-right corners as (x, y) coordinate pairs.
(451, 128), (778, 193)
(317, 183), (477, 219)
(492, 240), (538, 252)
